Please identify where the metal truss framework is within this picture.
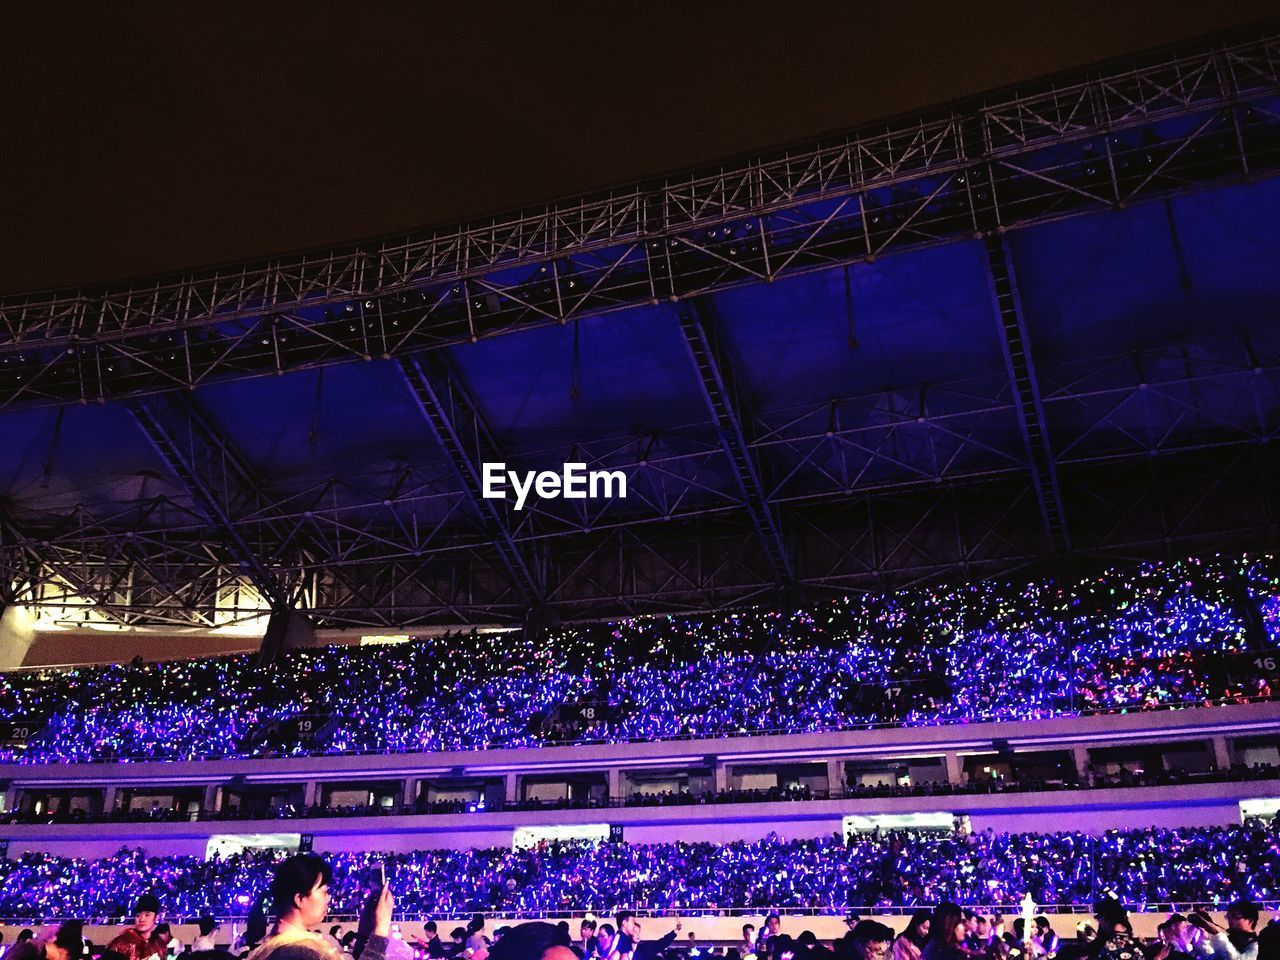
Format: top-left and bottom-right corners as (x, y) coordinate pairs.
(0, 520), (37, 613)
(982, 234), (1070, 555)
(1, 443), (1274, 628)
(128, 395), (294, 611)
(398, 354), (543, 606)
(125, 393), (525, 626)
(1, 322), (1276, 626)
(676, 300), (794, 588)
(1, 30), (1279, 627)
(0, 33), (1277, 408)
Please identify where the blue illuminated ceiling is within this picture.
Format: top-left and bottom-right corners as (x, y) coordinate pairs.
(3, 179), (1275, 541)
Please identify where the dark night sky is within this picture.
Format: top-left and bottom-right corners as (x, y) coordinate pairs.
(4, 2), (1276, 295)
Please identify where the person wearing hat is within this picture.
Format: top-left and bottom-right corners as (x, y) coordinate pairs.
(835, 916), (867, 960)
(1089, 897), (1140, 960)
(107, 895), (166, 960)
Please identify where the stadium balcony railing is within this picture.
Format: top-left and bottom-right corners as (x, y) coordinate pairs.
(2, 901), (1279, 926)
(6, 764), (1275, 826)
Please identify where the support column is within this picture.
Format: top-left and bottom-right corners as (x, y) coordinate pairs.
(102, 785), (119, 813)
(1211, 736), (1233, 771)
(943, 752), (965, 787)
(606, 768), (622, 801)
(0, 605), (36, 672)
(504, 773), (519, 804)
(402, 778), (418, 810)
(826, 759), (846, 797)
(714, 762), (730, 794)
(202, 784), (219, 813)
(1071, 745), (1091, 784)
(303, 781), (320, 810)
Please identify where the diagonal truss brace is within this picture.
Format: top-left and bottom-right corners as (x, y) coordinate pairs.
(398, 353), (543, 606)
(0, 519), (24, 607)
(677, 300), (795, 586)
(0, 514), (141, 626)
(127, 395), (294, 610)
(982, 233), (1071, 554)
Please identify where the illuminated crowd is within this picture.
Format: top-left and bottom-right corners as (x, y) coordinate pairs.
(0, 821), (1277, 921)
(0, 553), (1275, 763)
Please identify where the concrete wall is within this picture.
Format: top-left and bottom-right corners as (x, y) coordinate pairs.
(17, 627), (469, 669)
(0, 607), (36, 672)
(21, 631), (262, 668)
(967, 802), (1245, 835)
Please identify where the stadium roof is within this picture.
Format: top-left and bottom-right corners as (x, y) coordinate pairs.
(1, 28), (1280, 630)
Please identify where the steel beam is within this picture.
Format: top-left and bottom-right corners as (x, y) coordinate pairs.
(0, 33), (1276, 408)
(0, 519), (20, 606)
(7, 324), (1271, 625)
(677, 301), (795, 586)
(0, 515), (140, 626)
(398, 354), (543, 606)
(0, 500), (241, 628)
(0, 532), (27, 614)
(127, 395), (293, 610)
(981, 233), (1070, 554)
(4, 444), (1276, 628)
(6, 328), (1263, 541)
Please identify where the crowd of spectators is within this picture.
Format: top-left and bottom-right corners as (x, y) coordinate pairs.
(13, 860), (1278, 960)
(0, 554), (1275, 764)
(0, 821), (1277, 922)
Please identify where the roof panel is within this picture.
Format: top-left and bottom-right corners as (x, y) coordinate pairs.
(447, 304), (717, 462)
(710, 241), (1006, 414)
(0, 403), (193, 521)
(1013, 179), (1280, 367)
(193, 362), (443, 484)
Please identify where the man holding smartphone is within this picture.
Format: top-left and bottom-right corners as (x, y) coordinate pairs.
(1188, 902), (1262, 960)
